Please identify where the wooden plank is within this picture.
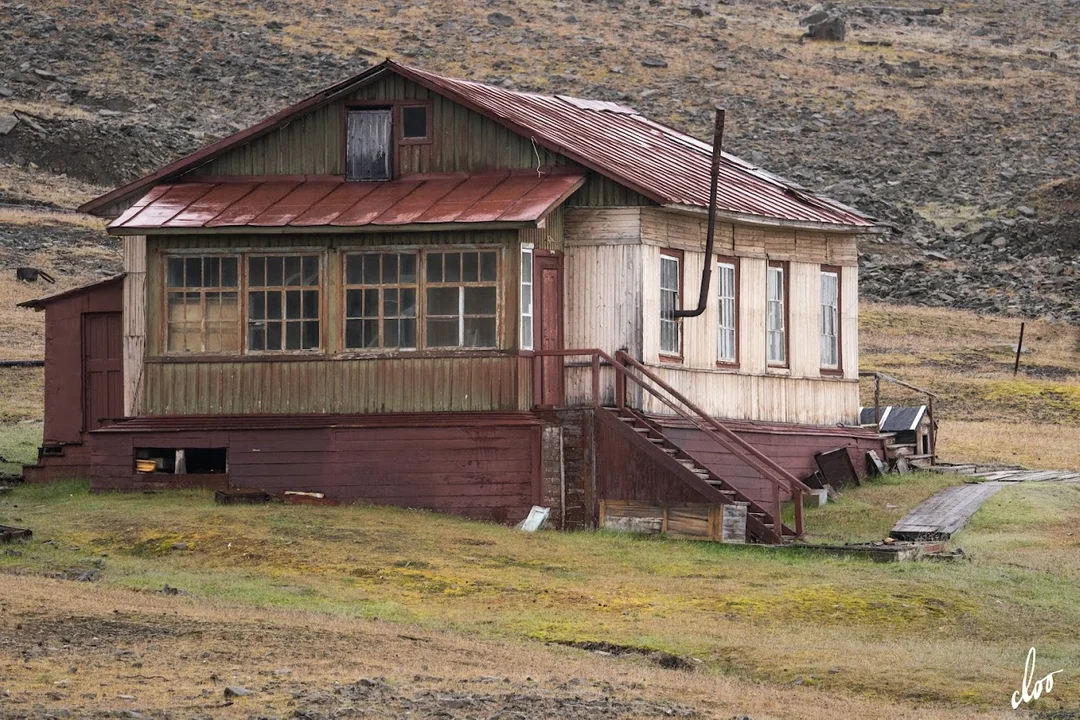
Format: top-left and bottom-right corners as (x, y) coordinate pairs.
(891, 482), (1014, 540)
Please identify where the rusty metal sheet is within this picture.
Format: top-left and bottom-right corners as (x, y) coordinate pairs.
(497, 172), (584, 222)
(370, 176), (468, 225)
(108, 185), (172, 229)
(329, 180), (423, 226)
(455, 174), (543, 223)
(289, 181), (382, 226)
(120, 183), (215, 228)
(248, 180), (341, 226)
(413, 173), (508, 223)
(203, 181), (301, 227)
(164, 182), (258, 227)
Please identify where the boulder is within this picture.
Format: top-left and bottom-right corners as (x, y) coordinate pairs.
(805, 14), (846, 41)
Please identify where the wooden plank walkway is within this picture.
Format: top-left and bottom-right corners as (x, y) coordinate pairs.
(890, 482), (1014, 540)
(931, 465), (1080, 484)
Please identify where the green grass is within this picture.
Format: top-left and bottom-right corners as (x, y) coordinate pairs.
(0, 420), (42, 475)
(2, 476), (1080, 710)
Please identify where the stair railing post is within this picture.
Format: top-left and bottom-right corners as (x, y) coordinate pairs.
(591, 352), (601, 408)
(773, 482), (782, 542)
(927, 396), (936, 462)
(614, 352), (626, 410)
(794, 487), (804, 537)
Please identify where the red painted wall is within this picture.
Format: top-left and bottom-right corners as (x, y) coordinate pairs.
(40, 281), (123, 444)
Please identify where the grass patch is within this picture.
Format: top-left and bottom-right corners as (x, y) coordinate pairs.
(2, 478), (1079, 710)
(0, 420), (42, 474)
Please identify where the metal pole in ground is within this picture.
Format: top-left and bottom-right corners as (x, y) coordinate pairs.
(1013, 322), (1025, 376)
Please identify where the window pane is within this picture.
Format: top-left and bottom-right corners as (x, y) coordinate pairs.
(427, 318), (459, 347)
(248, 256), (265, 287)
(167, 258), (184, 288)
(346, 255), (364, 285)
(363, 289), (379, 317)
(221, 257), (238, 287)
(383, 288), (398, 318)
(384, 319), (399, 347)
(286, 290), (301, 320)
(220, 292), (239, 321)
(400, 253), (417, 283)
(427, 287), (459, 316)
(267, 291), (283, 320)
(302, 321), (319, 349)
(302, 256), (319, 286)
(382, 253), (398, 284)
(464, 317), (496, 347)
(427, 253), (443, 282)
(362, 319), (378, 348)
(345, 319), (363, 348)
(464, 286), (496, 315)
(480, 252), (498, 282)
(266, 256), (283, 286)
(400, 318), (417, 349)
(185, 257), (202, 288)
(205, 257), (220, 287)
(444, 252), (461, 282)
(303, 290), (319, 320)
(248, 292), (265, 320)
(266, 322), (282, 351)
(521, 317), (533, 348)
(346, 289), (363, 318)
(401, 288), (417, 317)
(364, 254), (380, 284)
(284, 256), (302, 286)
(462, 252), (478, 282)
(248, 324), (265, 352)
(285, 321), (301, 350)
(402, 105), (427, 138)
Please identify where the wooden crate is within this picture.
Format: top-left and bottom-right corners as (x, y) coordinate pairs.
(599, 500), (747, 543)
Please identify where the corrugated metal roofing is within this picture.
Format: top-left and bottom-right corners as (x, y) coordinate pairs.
(83, 59), (877, 229)
(858, 406), (928, 432)
(107, 169), (585, 233)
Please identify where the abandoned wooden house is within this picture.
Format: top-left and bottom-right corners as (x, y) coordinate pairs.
(21, 59), (892, 543)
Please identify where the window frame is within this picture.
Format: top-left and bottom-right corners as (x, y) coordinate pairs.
(659, 249), (684, 362)
(244, 253), (325, 355)
(398, 102), (434, 145)
(163, 254), (242, 356)
(342, 251), (420, 352)
(766, 260), (789, 369)
(715, 255), (739, 368)
(423, 248), (501, 350)
(520, 244), (534, 351)
(820, 265), (843, 375)
(343, 106), (394, 182)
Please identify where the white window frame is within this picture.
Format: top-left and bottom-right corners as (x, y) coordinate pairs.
(520, 244), (534, 350)
(716, 260), (737, 364)
(660, 253), (681, 356)
(820, 269), (840, 370)
(766, 263), (787, 367)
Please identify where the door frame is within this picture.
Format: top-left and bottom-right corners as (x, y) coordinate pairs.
(533, 251), (564, 408)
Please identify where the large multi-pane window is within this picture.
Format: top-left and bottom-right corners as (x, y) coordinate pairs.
(520, 246), (534, 350)
(716, 259), (737, 365)
(766, 262), (787, 367)
(425, 250), (499, 348)
(820, 269), (840, 370)
(344, 253), (417, 349)
(165, 256), (240, 353)
(247, 255), (321, 352)
(660, 252), (681, 356)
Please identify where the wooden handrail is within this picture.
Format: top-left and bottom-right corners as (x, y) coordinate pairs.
(532, 348), (809, 537)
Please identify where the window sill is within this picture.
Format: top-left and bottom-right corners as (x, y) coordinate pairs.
(658, 353), (684, 365)
(714, 361), (741, 372)
(820, 367), (845, 377)
(147, 349), (512, 363)
(765, 366), (791, 376)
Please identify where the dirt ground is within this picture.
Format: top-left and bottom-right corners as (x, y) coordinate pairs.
(0, 574), (1019, 720)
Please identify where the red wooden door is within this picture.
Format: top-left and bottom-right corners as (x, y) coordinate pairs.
(535, 254), (564, 407)
(83, 312), (123, 431)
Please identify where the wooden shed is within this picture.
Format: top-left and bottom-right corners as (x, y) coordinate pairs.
(22, 60), (890, 543)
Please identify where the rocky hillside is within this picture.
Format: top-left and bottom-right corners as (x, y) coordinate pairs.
(1, 0), (1078, 320)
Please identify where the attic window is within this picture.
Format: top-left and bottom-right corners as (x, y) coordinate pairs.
(346, 108), (392, 181)
(401, 104), (429, 141)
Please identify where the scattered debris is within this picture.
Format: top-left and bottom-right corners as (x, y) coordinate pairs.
(789, 540), (949, 563)
(15, 267), (56, 283)
(866, 450), (887, 476)
(0, 525), (32, 543)
(517, 506), (551, 532)
(214, 488), (272, 505)
(815, 447), (860, 489)
(0, 115), (18, 135)
(281, 491), (338, 506)
(551, 640), (697, 671)
(223, 685), (254, 698)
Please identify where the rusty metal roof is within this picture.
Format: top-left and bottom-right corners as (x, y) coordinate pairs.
(83, 60), (876, 229)
(107, 169), (585, 234)
(17, 274), (125, 310)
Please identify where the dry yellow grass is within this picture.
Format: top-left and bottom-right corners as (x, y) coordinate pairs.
(0, 163), (108, 210)
(0, 206), (107, 230)
(938, 420), (1080, 470)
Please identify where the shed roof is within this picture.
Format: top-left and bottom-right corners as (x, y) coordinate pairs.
(81, 60), (879, 231)
(858, 406), (928, 432)
(17, 274), (124, 311)
(107, 169), (584, 234)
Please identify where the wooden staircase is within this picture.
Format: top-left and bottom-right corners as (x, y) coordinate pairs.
(609, 407), (794, 544)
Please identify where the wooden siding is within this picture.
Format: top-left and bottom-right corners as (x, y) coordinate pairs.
(519, 204), (565, 252)
(189, 74), (567, 178)
(567, 174), (655, 207)
(122, 235), (147, 415)
(142, 355), (530, 415)
(88, 416), (542, 523)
